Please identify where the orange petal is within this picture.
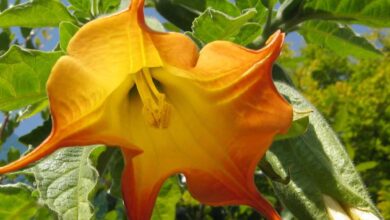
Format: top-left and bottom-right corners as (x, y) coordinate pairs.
(121, 148), (169, 220)
(0, 1), (292, 219)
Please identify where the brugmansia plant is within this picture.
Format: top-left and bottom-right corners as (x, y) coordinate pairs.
(0, 0), (387, 219)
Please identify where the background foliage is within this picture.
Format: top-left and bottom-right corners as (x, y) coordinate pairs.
(0, 0), (388, 219)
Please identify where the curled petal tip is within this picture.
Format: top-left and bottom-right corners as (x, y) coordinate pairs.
(266, 30), (285, 45)
(0, 134), (58, 174)
(264, 31), (285, 56)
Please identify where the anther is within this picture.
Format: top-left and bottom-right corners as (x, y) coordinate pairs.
(134, 68), (171, 129)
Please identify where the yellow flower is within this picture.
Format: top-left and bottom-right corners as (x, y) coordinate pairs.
(0, 0), (292, 219)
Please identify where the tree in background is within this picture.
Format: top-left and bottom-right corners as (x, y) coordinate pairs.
(286, 32), (390, 219)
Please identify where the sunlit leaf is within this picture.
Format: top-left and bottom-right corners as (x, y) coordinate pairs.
(0, 46), (63, 111)
(300, 21), (382, 59)
(234, 23), (263, 46)
(301, 0), (390, 27)
(0, 0), (75, 28)
(99, 0), (121, 14)
(356, 161), (379, 173)
(192, 8), (256, 43)
(17, 99), (49, 122)
(0, 183), (42, 219)
(68, 0), (91, 18)
(207, 0), (240, 17)
(151, 177), (181, 220)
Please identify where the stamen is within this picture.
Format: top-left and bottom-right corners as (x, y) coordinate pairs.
(134, 68), (171, 129)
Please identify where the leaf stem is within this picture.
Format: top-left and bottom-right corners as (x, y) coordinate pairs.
(92, 0), (99, 17)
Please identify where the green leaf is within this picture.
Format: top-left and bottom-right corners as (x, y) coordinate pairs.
(236, 0), (268, 24)
(300, 21), (382, 59)
(99, 0), (121, 14)
(151, 177), (181, 220)
(192, 8), (256, 44)
(31, 146), (99, 220)
(0, 0), (75, 28)
(0, 46), (63, 111)
(146, 16), (166, 32)
(301, 0), (390, 28)
(19, 119), (51, 147)
(99, 148), (124, 198)
(274, 108), (311, 141)
(68, 0), (91, 18)
(0, 31), (11, 54)
(69, 0), (91, 12)
(17, 99), (49, 122)
(233, 23), (262, 46)
(260, 0), (277, 9)
(0, 0), (8, 12)
(172, 0), (205, 12)
(153, 0), (205, 31)
(276, 0), (304, 21)
(356, 161), (379, 173)
(59, 22), (80, 51)
(267, 71), (382, 219)
(0, 183), (42, 219)
(236, 0), (261, 10)
(206, 0), (240, 17)
(6, 146), (20, 162)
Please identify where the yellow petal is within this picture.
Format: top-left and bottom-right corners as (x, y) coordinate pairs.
(0, 1), (292, 219)
(67, 0), (162, 74)
(118, 31), (291, 220)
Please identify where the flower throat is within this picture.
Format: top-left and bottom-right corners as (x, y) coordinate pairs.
(134, 68), (171, 129)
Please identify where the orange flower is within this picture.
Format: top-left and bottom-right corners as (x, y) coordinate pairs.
(0, 0), (292, 219)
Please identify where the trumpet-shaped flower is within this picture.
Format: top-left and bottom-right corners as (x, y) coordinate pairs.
(0, 0), (292, 219)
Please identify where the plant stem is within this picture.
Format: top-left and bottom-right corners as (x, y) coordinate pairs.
(0, 112), (10, 143)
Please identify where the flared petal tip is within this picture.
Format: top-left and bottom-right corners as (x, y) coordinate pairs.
(0, 135), (58, 175)
(262, 30), (285, 61)
(250, 194), (282, 220)
(266, 30), (285, 45)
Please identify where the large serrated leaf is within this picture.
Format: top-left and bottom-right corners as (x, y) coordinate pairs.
(192, 8), (256, 44)
(300, 21), (382, 59)
(0, 0), (75, 28)
(0, 46), (63, 111)
(0, 183), (42, 219)
(301, 0), (390, 28)
(31, 146), (99, 220)
(267, 68), (382, 219)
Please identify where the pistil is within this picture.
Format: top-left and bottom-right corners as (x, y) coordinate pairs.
(134, 68), (171, 129)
